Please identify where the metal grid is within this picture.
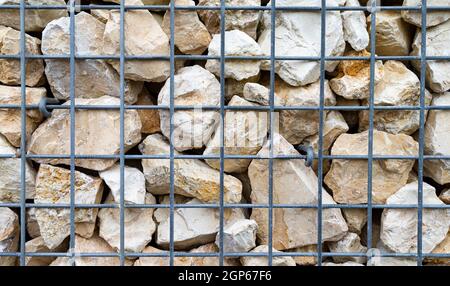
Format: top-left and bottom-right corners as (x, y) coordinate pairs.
(0, 0), (448, 267)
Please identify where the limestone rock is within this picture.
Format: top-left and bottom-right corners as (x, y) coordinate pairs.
(0, 207), (18, 266)
(367, 255), (416, 266)
(402, 0), (450, 27)
(0, 0), (67, 32)
(424, 232), (450, 265)
(140, 134), (242, 203)
(324, 130), (419, 204)
(25, 236), (68, 266)
(368, 10), (413, 56)
(330, 50), (384, 100)
(135, 89), (160, 134)
(240, 245), (296, 266)
(423, 92), (450, 184)
(99, 164), (146, 205)
(204, 96), (268, 173)
(336, 96), (360, 130)
(359, 61), (432, 135)
(42, 12), (143, 103)
(440, 189), (450, 204)
(162, 0), (211, 55)
(206, 30), (263, 81)
(28, 96), (142, 172)
(215, 219), (257, 253)
(288, 245), (319, 266)
(259, 0), (345, 86)
(341, 0), (369, 51)
(91, 8), (110, 24)
(98, 193), (156, 253)
(249, 133), (348, 250)
(225, 75), (260, 101)
(158, 65), (221, 151)
(0, 25), (44, 87)
(276, 79), (337, 145)
(34, 164), (103, 249)
(303, 111), (349, 173)
(411, 20), (450, 93)
(328, 232), (367, 264)
(108, 0), (170, 5)
(0, 85), (45, 147)
(243, 82), (271, 106)
(26, 208), (40, 239)
(154, 196), (246, 250)
(0, 135), (36, 203)
(342, 209), (367, 234)
(322, 262), (365, 266)
(381, 182), (449, 254)
(198, 0), (261, 39)
(103, 7), (171, 82)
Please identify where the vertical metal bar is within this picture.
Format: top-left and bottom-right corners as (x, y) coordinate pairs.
(68, 0), (76, 266)
(366, 0), (377, 254)
(218, 0), (226, 267)
(316, 0), (327, 266)
(119, 0), (126, 266)
(416, 0), (427, 266)
(169, 0), (176, 267)
(18, 0), (26, 266)
(268, 0), (276, 267)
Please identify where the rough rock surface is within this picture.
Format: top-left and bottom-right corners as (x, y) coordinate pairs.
(0, 85), (45, 147)
(198, 0), (260, 39)
(158, 65), (220, 151)
(440, 189), (450, 204)
(249, 133), (348, 250)
(204, 96), (268, 173)
(206, 30), (263, 81)
(402, 0), (450, 28)
(99, 164), (146, 205)
(276, 79), (337, 145)
(367, 255), (417, 266)
(0, 135), (36, 203)
(104, 7), (170, 82)
(26, 208), (40, 239)
(324, 130), (419, 204)
(135, 89), (161, 134)
(336, 96), (360, 130)
(288, 244), (319, 266)
(162, 0), (211, 55)
(425, 232), (450, 265)
(0, 25), (44, 87)
(359, 61), (432, 135)
(0, 0), (67, 32)
(341, 0), (369, 51)
(42, 12), (142, 103)
(98, 193), (156, 253)
(34, 164), (103, 249)
(259, 0), (345, 86)
(368, 10), (413, 56)
(154, 196), (246, 250)
(0, 207), (18, 266)
(215, 219), (257, 253)
(328, 232), (367, 264)
(423, 92), (450, 185)
(25, 236), (67, 266)
(28, 96), (142, 172)
(411, 20), (450, 93)
(342, 209), (367, 234)
(381, 182), (449, 254)
(330, 50), (384, 100)
(140, 134), (242, 203)
(240, 245), (296, 266)
(243, 82), (271, 106)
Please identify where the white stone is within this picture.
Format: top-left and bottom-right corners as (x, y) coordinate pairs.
(423, 92), (450, 185)
(99, 164), (146, 205)
(158, 65), (221, 151)
(249, 133), (348, 250)
(25, 236), (68, 266)
(258, 0), (345, 86)
(0, 135), (36, 203)
(381, 182), (449, 254)
(215, 219), (257, 253)
(42, 12), (143, 103)
(341, 0), (369, 51)
(440, 189), (450, 204)
(0, 207), (18, 266)
(27, 96), (142, 172)
(402, 0), (450, 27)
(240, 245), (296, 266)
(328, 232), (367, 264)
(140, 134), (242, 203)
(411, 20), (450, 93)
(243, 82), (271, 106)
(98, 193), (156, 253)
(206, 30), (263, 81)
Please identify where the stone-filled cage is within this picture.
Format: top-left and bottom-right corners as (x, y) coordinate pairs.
(0, 0), (449, 267)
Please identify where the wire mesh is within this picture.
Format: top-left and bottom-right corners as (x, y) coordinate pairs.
(0, 0), (448, 267)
